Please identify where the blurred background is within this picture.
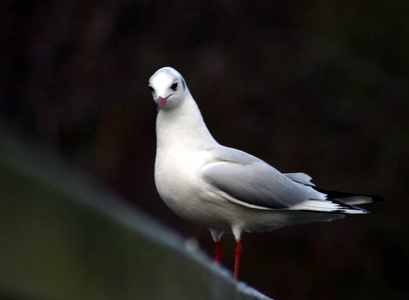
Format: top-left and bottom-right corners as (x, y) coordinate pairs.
(2, 1), (408, 299)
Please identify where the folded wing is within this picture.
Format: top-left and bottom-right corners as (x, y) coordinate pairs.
(202, 146), (377, 214)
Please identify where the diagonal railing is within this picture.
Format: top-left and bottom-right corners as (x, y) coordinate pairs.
(0, 126), (272, 300)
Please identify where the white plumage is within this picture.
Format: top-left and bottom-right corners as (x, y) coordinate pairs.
(149, 66), (382, 280)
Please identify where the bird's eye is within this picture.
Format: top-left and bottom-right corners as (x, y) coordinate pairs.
(149, 86), (154, 93)
(170, 82), (178, 91)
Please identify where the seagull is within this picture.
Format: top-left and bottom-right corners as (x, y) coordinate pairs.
(148, 66), (382, 280)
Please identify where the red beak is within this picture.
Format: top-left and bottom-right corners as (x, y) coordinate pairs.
(157, 96), (169, 111)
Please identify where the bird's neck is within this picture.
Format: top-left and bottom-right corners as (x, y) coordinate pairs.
(156, 96), (217, 151)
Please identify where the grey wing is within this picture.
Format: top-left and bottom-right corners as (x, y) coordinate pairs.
(202, 147), (326, 210)
(284, 172), (315, 186)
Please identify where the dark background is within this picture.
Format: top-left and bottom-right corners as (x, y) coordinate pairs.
(2, 1), (408, 299)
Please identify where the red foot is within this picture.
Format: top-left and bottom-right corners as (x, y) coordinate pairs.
(215, 241), (222, 264)
(234, 240), (242, 280)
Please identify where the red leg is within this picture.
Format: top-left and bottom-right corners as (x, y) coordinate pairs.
(215, 241), (222, 264)
(233, 240), (242, 280)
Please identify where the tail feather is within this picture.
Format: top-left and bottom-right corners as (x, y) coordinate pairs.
(285, 173), (383, 214)
(313, 186), (384, 206)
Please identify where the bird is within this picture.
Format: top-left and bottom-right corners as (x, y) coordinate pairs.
(148, 66), (382, 281)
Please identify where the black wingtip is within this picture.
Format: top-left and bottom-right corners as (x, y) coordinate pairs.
(313, 186), (384, 204)
(370, 195), (384, 202)
(328, 198), (370, 214)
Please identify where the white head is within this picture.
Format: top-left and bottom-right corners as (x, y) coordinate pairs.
(148, 67), (189, 112)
